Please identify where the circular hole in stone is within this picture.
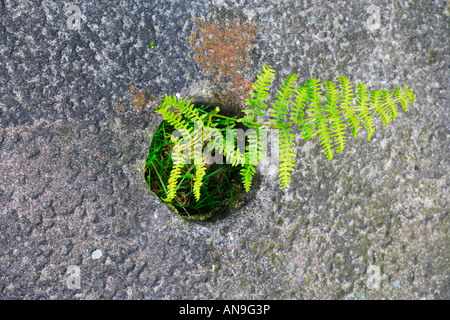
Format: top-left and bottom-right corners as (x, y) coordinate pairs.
(144, 102), (255, 221)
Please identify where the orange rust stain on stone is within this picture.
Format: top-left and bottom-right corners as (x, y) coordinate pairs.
(129, 85), (149, 112)
(189, 17), (258, 106)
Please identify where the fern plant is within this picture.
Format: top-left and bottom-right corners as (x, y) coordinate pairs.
(153, 65), (416, 207)
(145, 107), (243, 220)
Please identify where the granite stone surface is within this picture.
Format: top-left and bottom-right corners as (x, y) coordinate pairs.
(0, 0), (448, 299)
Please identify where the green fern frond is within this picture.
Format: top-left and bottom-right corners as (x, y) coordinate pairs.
(403, 85), (416, 106)
(232, 143), (246, 166)
(291, 85), (316, 141)
(241, 164), (255, 192)
(224, 131), (246, 166)
(270, 74), (298, 122)
(243, 64), (276, 125)
(324, 80), (347, 153)
(163, 162), (184, 202)
(394, 87), (408, 112)
(171, 135), (190, 163)
(205, 134), (224, 156)
(162, 136), (191, 203)
(277, 129), (296, 188)
(157, 103), (189, 131)
(193, 162), (207, 202)
(305, 79), (322, 108)
(301, 79), (322, 141)
(224, 131), (235, 165)
(162, 94), (207, 123)
(394, 86), (415, 112)
(204, 119), (234, 162)
(291, 85), (308, 122)
(383, 90), (399, 121)
(155, 65), (416, 204)
(372, 90), (391, 126)
(305, 78), (322, 122)
(305, 79), (334, 159)
(316, 117), (334, 160)
(246, 128), (259, 166)
(239, 129), (260, 192)
(299, 123), (316, 141)
(217, 118), (237, 129)
(271, 74), (299, 188)
(256, 127), (268, 161)
(339, 76), (361, 139)
(356, 83), (375, 141)
(157, 96), (204, 168)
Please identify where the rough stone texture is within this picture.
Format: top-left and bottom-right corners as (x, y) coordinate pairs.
(0, 0), (448, 299)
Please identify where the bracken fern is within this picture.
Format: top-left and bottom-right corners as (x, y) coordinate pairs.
(155, 65), (416, 201)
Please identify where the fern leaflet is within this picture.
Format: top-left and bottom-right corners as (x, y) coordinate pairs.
(324, 81), (347, 153)
(339, 76), (361, 139)
(356, 83), (375, 141)
(372, 90), (391, 126)
(243, 64), (276, 125)
(271, 74), (298, 188)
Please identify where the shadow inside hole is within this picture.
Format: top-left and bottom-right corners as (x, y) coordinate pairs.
(198, 171), (261, 223)
(144, 101), (257, 221)
(189, 96), (246, 123)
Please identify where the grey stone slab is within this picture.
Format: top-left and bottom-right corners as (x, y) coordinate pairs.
(0, 0), (448, 299)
